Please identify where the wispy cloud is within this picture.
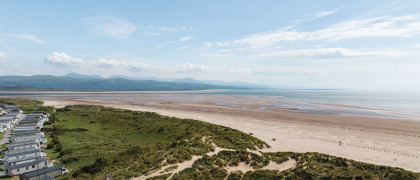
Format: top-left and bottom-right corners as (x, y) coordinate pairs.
(97, 58), (156, 71)
(248, 48), (405, 59)
(295, 9), (339, 23)
(0, 52), (7, 62)
(176, 46), (189, 50)
(180, 36), (194, 42)
(45, 52), (84, 66)
(232, 14), (420, 49)
(230, 66), (324, 75)
(82, 16), (137, 38)
(178, 63), (210, 72)
(7, 33), (45, 44)
(160, 27), (187, 32)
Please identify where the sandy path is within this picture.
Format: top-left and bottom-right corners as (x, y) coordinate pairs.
(34, 98), (420, 172)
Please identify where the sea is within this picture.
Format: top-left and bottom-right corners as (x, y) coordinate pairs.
(215, 89), (420, 120)
(1, 89), (419, 120)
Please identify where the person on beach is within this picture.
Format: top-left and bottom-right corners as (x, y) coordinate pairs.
(339, 141), (342, 146)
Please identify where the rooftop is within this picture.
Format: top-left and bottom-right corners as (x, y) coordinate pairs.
(20, 165), (62, 178)
(8, 158), (47, 170)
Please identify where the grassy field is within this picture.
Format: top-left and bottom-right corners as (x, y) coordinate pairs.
(1, 98), (419, 180)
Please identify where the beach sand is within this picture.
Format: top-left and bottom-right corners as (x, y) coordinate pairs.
(4, 92), (420, 172)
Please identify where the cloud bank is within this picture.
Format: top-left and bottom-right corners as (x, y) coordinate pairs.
(178, 63), (210, 72)
(45, 52), (84, 65)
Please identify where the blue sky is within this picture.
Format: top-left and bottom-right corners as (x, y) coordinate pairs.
(1, 1), (420, 90)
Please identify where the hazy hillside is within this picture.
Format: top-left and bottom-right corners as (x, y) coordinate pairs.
(0, 75), (237, 91)
(64, 73), (102, 79)
(108, 75), (272, 89)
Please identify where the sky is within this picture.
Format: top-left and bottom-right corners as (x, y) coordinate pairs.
(1, 1), (420, 90)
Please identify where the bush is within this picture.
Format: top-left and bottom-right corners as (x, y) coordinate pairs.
(54, 143), (62, 152)
(46, 143), (54, 149)
(227, 171), (243, 180)
(62, 156), (80, 164)
(59, 149), (73, 157)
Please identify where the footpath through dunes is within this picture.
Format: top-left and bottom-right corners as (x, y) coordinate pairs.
(39, 98), (420, 173)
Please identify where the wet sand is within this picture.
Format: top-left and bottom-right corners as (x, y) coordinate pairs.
(2, 92), (420, 172)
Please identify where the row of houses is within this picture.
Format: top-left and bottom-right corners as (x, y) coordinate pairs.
(0, 104), (23, 132)
(0, 105), (67, 179)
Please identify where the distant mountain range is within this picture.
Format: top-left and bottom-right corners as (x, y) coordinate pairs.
(104, 75), (271, 89)
(61, 73), (271, 89)
(0, 75), (242, 91)
(0, 73), (320, 91)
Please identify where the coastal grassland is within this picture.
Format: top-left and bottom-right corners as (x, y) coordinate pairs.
(0, 97), (54, 113)
(50, 105), (268, 179)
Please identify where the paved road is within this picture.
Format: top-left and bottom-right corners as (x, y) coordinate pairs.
(0, 114), (25, 145)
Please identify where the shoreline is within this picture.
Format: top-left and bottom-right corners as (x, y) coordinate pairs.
(0, 89), (224, 94)
(38, 98), (420, 172)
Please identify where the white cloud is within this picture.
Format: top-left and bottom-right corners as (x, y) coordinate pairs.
(230, 66), (324, 75)
(0, 52), (7, 62)
(232, 14), (420, 49)
(97, 58), (156, 71)
(8, 33), (45, 44)
(234, 31), (306, 49)
(415, 44), (420, 48)
(295, 9), (339, 23)
(45, 52), (83, 65)
(203, 41), (231, 48)
(313, 9), (339, 18)
(82, 16), (137, 38)
(248, 48), (405, 59)
(160, 27), (187, 32)
(142, 32), (162, 36)
(178, 63), (211, 72)
(177, 46), (189, 50)
(229, 68), (251, 73)
(180, 36), (194, 42)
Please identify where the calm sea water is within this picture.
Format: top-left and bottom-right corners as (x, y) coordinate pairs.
(214, 89), (420, 111)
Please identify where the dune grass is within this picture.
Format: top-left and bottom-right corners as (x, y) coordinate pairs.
(50, 105), (268, 179)
(172, 151), (419, 180)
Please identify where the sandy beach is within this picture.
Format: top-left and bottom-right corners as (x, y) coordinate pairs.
(2, 92), (420, 172)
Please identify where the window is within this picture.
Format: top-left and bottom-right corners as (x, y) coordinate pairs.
(17, 168), (19, 172)
(32, 165), (36, 168)
(26, 166), (28, 170)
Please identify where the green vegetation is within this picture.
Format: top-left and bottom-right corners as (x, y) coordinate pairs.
(0, 85), (38, 90)
(3, 98), (419, 180)
(0, 75), (238, 90)
(0, 97), (54, 113)
(172, 151), (419, 180)
(51, 105), (267, 179)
